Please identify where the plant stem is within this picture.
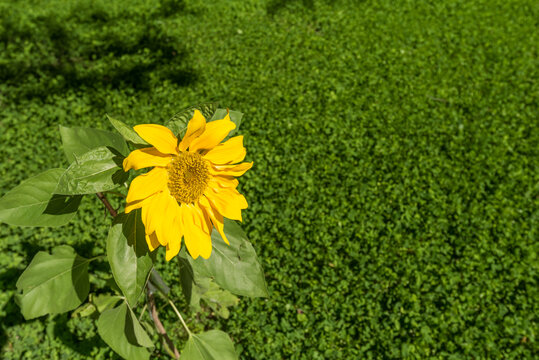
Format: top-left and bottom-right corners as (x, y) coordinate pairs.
(138, 303), (147, 322)
(147, 288), (180, 359)
(167, 298), (192, 337)
(96, 192), (118, 217)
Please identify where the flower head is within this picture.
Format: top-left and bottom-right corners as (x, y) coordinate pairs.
(123, 110), (252, 260)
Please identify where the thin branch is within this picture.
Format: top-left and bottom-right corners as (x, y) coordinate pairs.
(147, 288), (180, 359)
(96, 192), (118, 217)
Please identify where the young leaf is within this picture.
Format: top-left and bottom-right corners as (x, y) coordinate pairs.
(71, 302), (97, 318)
(0, 169), (81, 227)
(188, 220), (269, 297)
(181, 330), (238, 360)
(107, 115), (149, 147)
(179, 252), (238, 318)
(190, 278), (239, 319)
(165, 103), (218, 138)
(55, 147), (128, 195)
(59, 125), (129, 163)
(106, 210), (154, 308)
(210, 108), (243, 138)
(92, 293), (123, 313)
(16, 245), (91, 319)
(97, 301), (153, 360)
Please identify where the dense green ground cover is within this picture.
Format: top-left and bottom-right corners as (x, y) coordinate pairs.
(1, 0), (538, 358)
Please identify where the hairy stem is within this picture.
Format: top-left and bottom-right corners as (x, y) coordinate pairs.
(167, 298), (192, 337)
(147, 288), (180, 359)
(96, 192), (118, 217)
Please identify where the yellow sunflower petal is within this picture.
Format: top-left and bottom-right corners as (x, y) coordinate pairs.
(156, 195), (183, 255)
(164, 203), (184, 261)
(126, 167), (168, 203)
(204, 186), (247, 222)
(142, 191), (170, 241)
(125, 197), (150, 214)
(188, 114), (236, 153)
(123, 147), (173, 171)
(199, 196), (229, 245)
(203, 136), (246, 165)
(212, 176), (239, 189)
(134, 124), (179, 155)
(209, 162), (253, 177)
(146, 232), (160, 252)
(178, 110), (206, 152)
(182, 204), (212, 259)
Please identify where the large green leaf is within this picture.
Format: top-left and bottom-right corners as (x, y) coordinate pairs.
(210, 108), (243, 138)
(97, 301), (153, 360)
(0, 169), (82, 227)
(59, 125), (129, 163)
(16, 245), (90, 319)
(165, 103), (218, 138)
(188, 220), (268, 297)
(55, 146), (128, 195)
(181, 330), (237, 360)
(107, 115), (149, 147)
(106, 210), (154, 307)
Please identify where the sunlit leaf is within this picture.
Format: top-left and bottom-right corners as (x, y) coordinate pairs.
(59, 125), (129, 163)
(55, 146), (128, 195)
(16, 246), (90, 319)
(182, 330), (237, 360)
(106, 210), (153, 307)
(0, 169), (81, 227)
(107, 115), (149, 147)
(189, 220), (268, 297)
(97, 301), (153, 360)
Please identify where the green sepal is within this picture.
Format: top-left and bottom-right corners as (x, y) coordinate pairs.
(165, 102), (218, 138)
(210, 108), (243, 138)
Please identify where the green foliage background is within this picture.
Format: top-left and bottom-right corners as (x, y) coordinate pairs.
(1, 0), (538, 358)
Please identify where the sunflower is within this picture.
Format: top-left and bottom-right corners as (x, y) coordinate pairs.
(122, 110), (252, 260)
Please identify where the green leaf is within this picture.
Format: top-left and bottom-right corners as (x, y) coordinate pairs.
(92, 293), (123, 313)
(59, 125), (129, 163)
(71, 302), (97, 318)
(165, 103), (218, 138)
(55, 146), (128, 195)
(179, 252), (238, 318)
(16, 245), (91, 319)
(210, 108), (243, 138)
(178, 253), (194, 301)
(107, 115), (149, 147)
(188, 220), (268, 297)
(106, 210), (153, 307)
(97, 301), (153, 360)
(190, 278), (239, 319)
(182, 330), (238, 360)
(0, 169), (82, 227)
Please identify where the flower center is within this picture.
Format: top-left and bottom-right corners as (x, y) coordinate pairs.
(167, 152), (209, 204)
